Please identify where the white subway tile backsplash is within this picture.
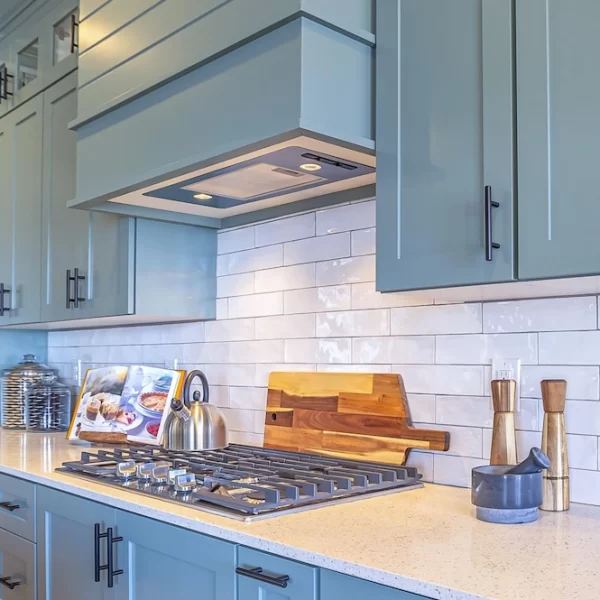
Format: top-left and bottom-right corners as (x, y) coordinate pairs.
(205, 319), (255, 342)
(394, 365), (484, 396)
(255, 264), (315, 293)
(221, 244), (283, 275)
(218, 227), (255, 255)
(316, 309), (389, 338)
(284, 233), (350, 266)
(284, 285), (351, 314)
(435, 333), (538, 365)
(217, 273), (255, 298)
(255, 213), (315, 247)
(433, 455), (486, 487)
(351, 228), (375, 256)
(229, 387), (267, 411)
(255, 314), (315, 340)
(391, 304), (482, 336)
(520, 366), (600, 400)
(285, 338), (351, 364)
(48, 199), (600, 507)
(316, 255), (375, 286)
(352, 336), (434, 365)
(316, 200), (376, 235)
(539, 331), (600, 365)
(407, 394), (436, 423)
(483, 296), (597, 333)
(564, 401), (600, 436)
(228, 292), (283, 318)
(254, 363), (317, 387)
(351, 281), (433, 310)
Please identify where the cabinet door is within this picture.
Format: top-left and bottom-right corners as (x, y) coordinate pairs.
(113, 510), (235, 600)
(37, 487), (115, 600)
(517, 1), (600, 279)
(237, 548), (318, 600)
(0, 116), (13, 325)
(42, 71), (87, 322)
(10, 94), (43, 323)
(321, 570), (429, 599)
(0, 528), (36, 600)
(376, 0), (515, 292)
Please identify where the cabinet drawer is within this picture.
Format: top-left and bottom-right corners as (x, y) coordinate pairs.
(0, 475), (35, 542)
(0, 528), (36, 600)
(321, 570), (429, 599)
(237, 547), (318, 600)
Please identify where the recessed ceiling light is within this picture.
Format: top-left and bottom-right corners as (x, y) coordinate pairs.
(193, 193), (213, 200)
(299, 163), (322, 172)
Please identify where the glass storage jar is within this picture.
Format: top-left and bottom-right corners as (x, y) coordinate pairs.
(2, 354), (56, 429)
(26, 374), (72, 432)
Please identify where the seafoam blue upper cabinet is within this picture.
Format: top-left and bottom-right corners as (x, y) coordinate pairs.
(69, 1), (375, 225)
(516, 0), (600, 280)
(375, 0), (516, 292)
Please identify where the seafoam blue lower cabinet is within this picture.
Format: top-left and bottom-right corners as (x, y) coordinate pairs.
(321, 570), (430, 600)
(237, 547), (318, 600)
(0, 528), (36, 600)
(113, 511), (236, 600)
(37, 487), (115, 600)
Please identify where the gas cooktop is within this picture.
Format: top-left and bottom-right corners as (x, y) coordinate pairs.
(57, 445), (423, 521)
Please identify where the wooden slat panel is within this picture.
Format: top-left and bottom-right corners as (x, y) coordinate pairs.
(265, 372), (451, 465)
(280, 391), (338, 412)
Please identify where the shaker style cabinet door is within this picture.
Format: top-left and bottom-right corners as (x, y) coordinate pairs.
(41, 71), (87, 322)
(237, 548), (318, 600)
(9, 94), (44, 324)
(321, 570), (430, 600)
(517, 0), (600, 279)
(36, 487), (116, 600)
(0, 528), (36, 600)
(113, 511), (235, 600)
(376, 0), (516, 292)
(0, 116), (13, 324)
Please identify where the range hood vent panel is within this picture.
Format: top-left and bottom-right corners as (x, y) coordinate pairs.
(182, 162), (325, 201)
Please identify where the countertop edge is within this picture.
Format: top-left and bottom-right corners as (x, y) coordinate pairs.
(0, 464), (479, 600)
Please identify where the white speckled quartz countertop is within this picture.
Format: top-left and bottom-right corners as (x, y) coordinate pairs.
(0, 431), (597, 600)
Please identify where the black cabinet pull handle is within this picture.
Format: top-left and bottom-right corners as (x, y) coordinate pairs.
(73, 268), (86, 308)
(0, 283), (10, 316)
(484, 185), (500, 261)
(66, 269), (73, 309)
(70, 14), (79, 54)
(95, 524), (123, 588)
(236, 566), (290, 589)
(0, 501), (20, 512)
(106, 527), (123, 589)
(0, 576), (21, 590)
(0, 65), (13, 103)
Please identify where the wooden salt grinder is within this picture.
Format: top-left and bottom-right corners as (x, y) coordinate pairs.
(541, 379), (569, 511)
(490, 379), (518, 465)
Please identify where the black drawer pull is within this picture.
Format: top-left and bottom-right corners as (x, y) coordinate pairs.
(0, 576), (22, 590)
(236, 566), (290, 588)
(0, 283), (10, 316)
(70, 14), (79, 54)
(0, 501), (20, 512)
(484, 185), (500, 261)
(95, 524), (123, 588)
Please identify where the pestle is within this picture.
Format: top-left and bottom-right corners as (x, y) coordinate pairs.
(505, 447), (550, 475)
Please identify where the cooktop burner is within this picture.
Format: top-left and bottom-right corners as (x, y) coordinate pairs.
(57, 445), (423, 521)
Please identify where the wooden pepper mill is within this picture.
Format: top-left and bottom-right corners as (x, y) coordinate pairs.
(541, 379), (569, 511)
(490, 379), (518, 465)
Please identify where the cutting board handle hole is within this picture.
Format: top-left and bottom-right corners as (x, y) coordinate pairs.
(271, 413), (277, 421)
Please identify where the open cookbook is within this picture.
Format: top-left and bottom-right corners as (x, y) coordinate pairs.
(67, 366), (184, 445)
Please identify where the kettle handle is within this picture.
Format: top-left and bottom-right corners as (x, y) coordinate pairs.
(183, 370), (210, 407)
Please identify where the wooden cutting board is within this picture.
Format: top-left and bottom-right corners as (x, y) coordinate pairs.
(264, 372), (450, 465)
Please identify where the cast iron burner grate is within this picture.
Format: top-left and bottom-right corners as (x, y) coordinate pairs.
(57, 445), (423, 521)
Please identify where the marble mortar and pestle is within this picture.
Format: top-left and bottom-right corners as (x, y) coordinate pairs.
(471, 448), (550, 524)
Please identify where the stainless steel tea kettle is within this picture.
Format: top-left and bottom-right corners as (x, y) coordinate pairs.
(162, 370), (228, 451)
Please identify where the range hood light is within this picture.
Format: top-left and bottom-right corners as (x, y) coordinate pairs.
(299, 163), (322, 172)
(193, 193), (213, 200)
